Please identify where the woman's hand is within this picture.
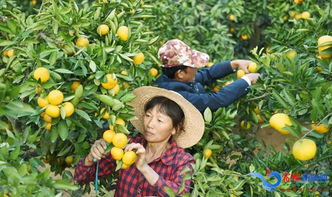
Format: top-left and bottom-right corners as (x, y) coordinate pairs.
(125, 143), (148, 171)
(231, 59), (252, 73)
(85, 139), (107, 166)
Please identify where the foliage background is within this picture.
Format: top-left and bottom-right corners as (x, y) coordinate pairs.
(0, 0), (331, 196)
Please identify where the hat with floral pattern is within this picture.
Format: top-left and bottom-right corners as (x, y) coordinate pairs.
(158, 39), (209, 68)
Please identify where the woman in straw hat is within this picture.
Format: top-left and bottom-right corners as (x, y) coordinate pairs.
(74, 86), (204, 196)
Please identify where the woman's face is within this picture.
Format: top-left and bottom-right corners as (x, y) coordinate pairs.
(143, 105), (176, 143)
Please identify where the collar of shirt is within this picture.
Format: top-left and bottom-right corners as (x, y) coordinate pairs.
(134, 136), (181, 166)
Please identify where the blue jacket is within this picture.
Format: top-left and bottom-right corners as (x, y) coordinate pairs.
(154, 61), (249, 113)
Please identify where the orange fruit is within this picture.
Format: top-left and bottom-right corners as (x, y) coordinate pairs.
(248, 62), (257, 73)
(203, 148), (212, 159)
(206, 62), (213, 67)
(149, 68), (158, 77)
(100, 108), (110, 119)
(121, 70), (128, 75)
(269, 113), (292, 134)
(112, 84), (120, 95)
(122, 151), (137, 165)
(101, 74), (117, 90)
(2, 50), (8, 57)
(45, 105), (60, 118)
(76, 37), (89, 47)
(229, 27), (235, 33)
(6, 49), (14, 57)
(65, 156), (74, 165)
(97, 24), (109, 35)
(109, 125), (114, 131)
(285, 49), (297, 59)
(133, 52), (144, 65)
(213, 86), (220, 92)
(31, 0), (37, 6)
(112, 133), (128, 148)
(44, 123), (51, 130)
(317, 35), (332, 58)
(63, 102), (75, 117)
(121, 163), (130, 169)
(236, 69), (245, 78)
(292, 139), (316, 161)
(111, 147), (124, 160)
(47, 90), (64, 105)
(63, 45), (75, 56)
(294, 0), (303, 4)
(43, 114), (52, 123)
(122, 82), (130, 89)
(311, 123), (330, 134)
(240, 120), (251, 130)
(103, 130), (115, 143)
(316, 66), (323, 72)
(33, 67), (50, 83)
(241, 35), (249, 40)
(115, 118), (126, 127)
(117, 26), (129, 41)
(37, 97), (49, 107)
(301, 11), (310, 19)
(229, 14), (235, 22)
(71, 81), (81, 92)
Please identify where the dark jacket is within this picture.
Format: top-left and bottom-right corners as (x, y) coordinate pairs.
(154, 61), (249, 113)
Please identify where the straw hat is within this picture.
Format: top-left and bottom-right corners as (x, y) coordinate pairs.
(129, 86), (204, 148)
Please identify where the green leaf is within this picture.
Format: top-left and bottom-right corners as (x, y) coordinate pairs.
(50, 126), (58, 143)
(115, 160), (123, 171)
(54, 68), (74, 74)
(89, 60), (97, 72)
(203, 108), (212, 123)
(0, 40), (15, 46)
(53, 180), (79, 191)
(120, 93), (136, 103)
(58, 120), (68, 141)
(75, 109), (91, 121)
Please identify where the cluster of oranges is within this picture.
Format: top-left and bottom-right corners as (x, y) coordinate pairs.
(74, 24), (145, 66)
(269, 113), (330, 161)
(103, 119), (137, 169)
(237, 62), (258, 78)
(34, 67), (75, 130)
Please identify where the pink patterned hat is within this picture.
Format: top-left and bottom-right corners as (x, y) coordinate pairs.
(158, 39), (209, 68)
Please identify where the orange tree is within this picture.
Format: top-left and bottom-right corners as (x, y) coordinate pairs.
(1, 0), (332, 196)
(1, 0), (161, 195)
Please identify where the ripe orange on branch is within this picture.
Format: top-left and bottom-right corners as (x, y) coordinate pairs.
(101, 74), (118, 89)
(122, 151), (137, 165)
(33, 67), (50, 83)
(292, 139), (316, 161)
(133, 53), (145, 65)
(48, 90), (64, 105)
(269, 113), (292, 134)
(76, 37), (89, 47)
(117, 26), (129, 41)
(97, 24), (109, 35)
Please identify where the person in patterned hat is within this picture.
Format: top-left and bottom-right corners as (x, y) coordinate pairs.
(155, 39), (261, 113)
(74, 86), (204, 196)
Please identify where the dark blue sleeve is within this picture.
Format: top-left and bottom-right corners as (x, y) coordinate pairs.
(195, 61), (234, 85)
(179, 79), (249, 113)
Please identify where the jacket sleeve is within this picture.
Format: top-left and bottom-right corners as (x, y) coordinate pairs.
(74, 153), (116, 184)
(179, 79), (249, 112)
(153, 154), (195, 196)
(195, 61), (234, 85)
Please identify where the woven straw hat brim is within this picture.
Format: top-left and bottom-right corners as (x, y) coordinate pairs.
(129, 86), (204, 148)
